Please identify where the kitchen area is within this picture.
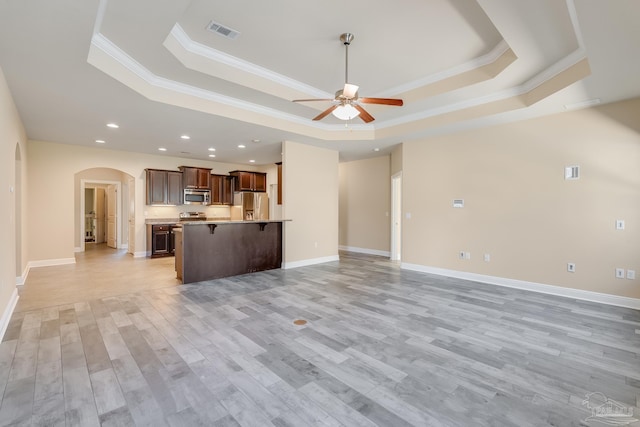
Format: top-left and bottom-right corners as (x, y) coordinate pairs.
(145, 165), (287, 283)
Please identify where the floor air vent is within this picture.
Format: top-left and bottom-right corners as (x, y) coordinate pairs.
(206, 20), (240, 40)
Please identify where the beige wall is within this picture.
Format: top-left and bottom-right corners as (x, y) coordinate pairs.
(402, 97), (640, 299)
(282, 141), (339, 264)
(339, 156), (391, 254)
(27, 140), (265, 260)
(390, 144), (403, 176)
(0, 66), (27, 324)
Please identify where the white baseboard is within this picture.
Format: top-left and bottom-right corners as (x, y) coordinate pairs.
(0, 288), (19, 340)
(402, 263), (640, 310)
(283, 255), (340, 269)
(339, 246), (390, 257)
(134, 251), (148, 258)
(27, 258), (76, 269)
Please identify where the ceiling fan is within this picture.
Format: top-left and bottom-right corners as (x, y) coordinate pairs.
(293, 33), (403, 123)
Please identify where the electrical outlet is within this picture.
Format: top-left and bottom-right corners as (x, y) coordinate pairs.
(615, 268), (625, 279)
(627, 270), (636, 280)
(567, 263), (576, 273)
(484, 254), (490, 262)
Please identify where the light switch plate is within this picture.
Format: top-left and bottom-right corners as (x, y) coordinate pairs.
(616, 268), (625, 278)
(567, 263), (576, 272)
(627, 270), (636, 280)
(616, 220), (625, 230)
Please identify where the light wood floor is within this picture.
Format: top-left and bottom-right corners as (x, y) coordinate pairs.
(1, 248), (639, 426)
(16, 244), (180, 312)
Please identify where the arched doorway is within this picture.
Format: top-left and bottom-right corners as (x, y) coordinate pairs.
(75, 168), (135, 254)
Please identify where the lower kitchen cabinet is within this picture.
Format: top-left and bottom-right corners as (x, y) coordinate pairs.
(146, 224), (176, 257)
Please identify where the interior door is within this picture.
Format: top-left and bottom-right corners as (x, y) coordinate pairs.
(128, 177), (135, 254)
(107, 184), (117, 248)
(95, 187), (106, 243)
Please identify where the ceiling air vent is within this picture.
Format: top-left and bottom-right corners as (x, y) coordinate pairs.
(565, 165), (580, 180)
(206, 20), (240, 40)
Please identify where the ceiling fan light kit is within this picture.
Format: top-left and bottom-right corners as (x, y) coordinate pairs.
(293, 33), (403, 123)
(332, 104), (360, 120)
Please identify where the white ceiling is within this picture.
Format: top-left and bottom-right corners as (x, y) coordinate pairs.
(0, 0), (639, 164)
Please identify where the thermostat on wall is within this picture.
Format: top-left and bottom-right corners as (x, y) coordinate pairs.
(453, 199), (464, 208)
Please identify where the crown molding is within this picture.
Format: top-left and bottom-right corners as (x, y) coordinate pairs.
(167, 24), (331, 100)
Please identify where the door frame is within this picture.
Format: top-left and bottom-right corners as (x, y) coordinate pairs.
(390, 172), (402, 261)
(80, 179), (122, 252)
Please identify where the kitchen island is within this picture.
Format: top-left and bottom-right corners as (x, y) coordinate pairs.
(174, 220), (287, 284)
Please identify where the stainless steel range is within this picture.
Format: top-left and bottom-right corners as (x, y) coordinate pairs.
(179, 212), (208, 221)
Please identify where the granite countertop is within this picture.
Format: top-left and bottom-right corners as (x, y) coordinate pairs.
(144, 217), (231, 224)
(179, 219), (291, 226)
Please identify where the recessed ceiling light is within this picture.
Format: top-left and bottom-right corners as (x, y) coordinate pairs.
(238, 144), (246, 149)
(252, 139), (260, 143)
(180, 135), (190, 140)
(208, 154), (216, 158)
(249, 160), (256, 163)
(373, 148), (380, 152)
(158, 147), (167, 152)
(106, 123), (119, 128)
(208, 147), (216, 152)
(95, 139), (106, 144)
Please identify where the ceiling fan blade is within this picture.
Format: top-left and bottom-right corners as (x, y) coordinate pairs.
(343, 83), (359, 99)
(354, 105), (374, 123)
(313, 105), (338, 121)
(359, 97), (404, 106)
(293, 98), (335, 103)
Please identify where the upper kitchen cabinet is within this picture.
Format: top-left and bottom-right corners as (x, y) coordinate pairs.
(229, 170), (267, 192)
(146, 169), (182, 205)
(210, 174), (234, 205)
(179, 166), (212, 189)
(167, 171), (183, 205)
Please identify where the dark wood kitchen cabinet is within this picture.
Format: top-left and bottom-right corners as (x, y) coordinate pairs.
(229, 170), (267, 192)
(210, 174), (234, 205)
(146, 224), (176, 257)
(146, 169), (182, 205)
(179, 166), (211, 189)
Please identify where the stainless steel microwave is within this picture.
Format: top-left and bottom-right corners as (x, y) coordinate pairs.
(183, 189), (210, 205)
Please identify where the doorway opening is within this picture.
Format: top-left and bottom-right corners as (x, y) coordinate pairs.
(80, 180), (121, 252)
(391, 172), (402, 261)
(76, 168), (134, 255)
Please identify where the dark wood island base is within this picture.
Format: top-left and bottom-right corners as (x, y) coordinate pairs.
(174, 220), (285, 284)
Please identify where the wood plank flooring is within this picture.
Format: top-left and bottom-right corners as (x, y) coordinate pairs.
(2, 247), (639, 426)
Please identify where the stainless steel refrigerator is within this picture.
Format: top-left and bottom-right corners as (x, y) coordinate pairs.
(231, 192), (269, 221)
